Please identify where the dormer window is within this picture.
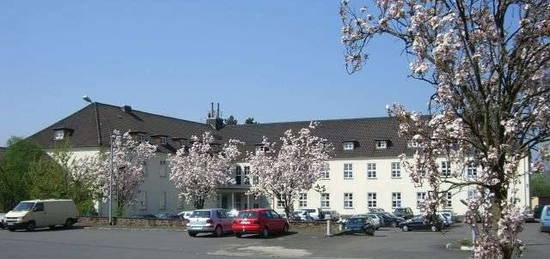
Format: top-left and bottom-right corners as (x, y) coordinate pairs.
(52, 127), (73, 141)
(375, 140), (387, 149)
(53, 130), (65, 140)
(138, 134), (148, 143)
(343, 142), (355, 151)
(407, 140), (419, 148)
(255, 145), (269, 153)
(160, 137), (168, 145)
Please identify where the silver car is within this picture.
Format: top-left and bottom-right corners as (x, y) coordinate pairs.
(186, 209), (233, 237)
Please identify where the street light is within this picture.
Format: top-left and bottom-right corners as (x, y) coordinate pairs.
(82, 95), (114, 225)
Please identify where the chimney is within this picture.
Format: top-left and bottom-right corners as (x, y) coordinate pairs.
(122, 105), (132, 113)
(206, 102), (224, 130)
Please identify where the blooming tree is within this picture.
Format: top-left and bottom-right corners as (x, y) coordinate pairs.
(95, 130), (157, 215)
(340, 0), (549, 258)
(169, 132), (242, 209)
(247, 122), (332, 217)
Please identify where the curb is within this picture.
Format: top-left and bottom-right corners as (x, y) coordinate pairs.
(83, 226), (187, 232)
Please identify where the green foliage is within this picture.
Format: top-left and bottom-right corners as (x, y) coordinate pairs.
(530, 174), (550, 197)
(0, 137), (97, 215)
(224, 115), (238, 125)
(245, 117), (257, 124)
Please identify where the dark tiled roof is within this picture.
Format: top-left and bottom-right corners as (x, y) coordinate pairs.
(28, 103), (414, 159)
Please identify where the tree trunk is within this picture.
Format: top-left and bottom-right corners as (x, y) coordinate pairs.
(194, 197), (205, 209)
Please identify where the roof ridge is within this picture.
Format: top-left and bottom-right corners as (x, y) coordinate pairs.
(95, 102), (207, 126)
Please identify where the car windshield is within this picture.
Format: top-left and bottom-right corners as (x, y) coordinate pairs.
(238, 211), (258, 218)
(190, 211), (211, 218)
(348, 218), (365, 224)
(12, 202), (35, 212)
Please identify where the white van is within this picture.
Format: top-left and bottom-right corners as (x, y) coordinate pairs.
(5, 199), (78, 231)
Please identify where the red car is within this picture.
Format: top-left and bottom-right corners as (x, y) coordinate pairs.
(232, 209), (289, 238)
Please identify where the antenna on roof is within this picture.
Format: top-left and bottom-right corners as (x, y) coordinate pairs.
(82, 95), (92, 103)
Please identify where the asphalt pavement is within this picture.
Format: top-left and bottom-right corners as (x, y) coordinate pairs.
(0, 223), (548, 259)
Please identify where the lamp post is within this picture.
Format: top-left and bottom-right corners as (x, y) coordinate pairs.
(83, 95), (113, 225)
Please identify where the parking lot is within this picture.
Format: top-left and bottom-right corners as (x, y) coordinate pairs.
(1, 223), (549, 259)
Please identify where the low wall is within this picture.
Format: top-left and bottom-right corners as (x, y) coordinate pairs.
(78, 216), (186, 227)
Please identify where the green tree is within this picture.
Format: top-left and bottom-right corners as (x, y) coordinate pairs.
(245, 117), (257, 124)
(530, 174), (550, 197)
(224, 115), (238, 125)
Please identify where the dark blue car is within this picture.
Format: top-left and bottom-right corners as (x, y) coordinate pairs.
(341, 217), (375, 235)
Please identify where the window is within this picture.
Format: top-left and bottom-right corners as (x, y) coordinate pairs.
(367, 193), (377, 208)
(33, 203), (44, 212)
(392, 192), (402, 208)
(344, 163), (353, 179)
(321, 167), (330, 179)
(367, 163), (377, 178)
(255, 145), (269, 153)
(138, 134), (147, 143)
(344, 193), (353, 209)
(467, 188), (477, 200)
(343, 142), (355, 150)
(244, 166), (250, 185)
(407, 140), (419, 148)
(160, 160), (168, 177)
(160, 137), (168, 145)
(53, 130), (65, 140)
(276, 194), (284, 208)
(235, 166), (242, 185)
(445, 192), (452, 207)
(139, 191), (148, 210)
(321, 193), (330, 208)
(391, 162), (401, 178)
(160, 191), (167, 210)
(142, 161), (148, 177)
(467, 162), (477, 178)
(416, 192), (427, 208)
(376, 140), (387, 149)
(299, 193), (307, 208)
(441, 161), (451, 177)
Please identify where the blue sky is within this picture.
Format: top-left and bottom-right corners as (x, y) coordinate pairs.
(0, 0), (433, 146)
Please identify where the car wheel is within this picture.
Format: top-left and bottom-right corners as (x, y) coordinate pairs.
(49, 225), (56, 230)
(235, 233), (242, 238)
(8, 228), (16, 232)
(188, 231), (197, 237)
(402, 225), (409, 232)
(262, 227), (269, 238)
(431, 225), (438, 232)
(26, 221), (36, 232)
(215, 226), (223, 237)
(283, 224), (289, 233)
(64, 219), (74, 229)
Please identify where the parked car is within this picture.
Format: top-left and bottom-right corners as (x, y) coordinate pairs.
(291, 210), (313, 221)
(399, 215), (444, 232)
(187, 209), (233, 237)
(321, 210), (340, 221)
(178, 210), (193, 220)
(232, 209), (289, 238)
(437, 213), (452, 227)
(393, 207), (414, 220)
(341, 216), (376, 236)
(368, 208), (385, 213)
(524, 208), (535, 223)
(227, 209), (239, 218)
(355, 214), (381, 230)
(129, 214), (157, 219)
(5, 199), (78, 231)
(296, 208), (324, 221)
(155, 213), (180, 220)
(0, 213), (6, 229)
(440, 210), (455, 225)
(373, 212), (404, 228)
(540, 205), (550, 232)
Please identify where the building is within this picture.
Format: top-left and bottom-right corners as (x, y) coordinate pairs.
(27, 102), (530, 216)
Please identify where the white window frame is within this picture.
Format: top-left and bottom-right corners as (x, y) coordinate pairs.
(344, 163), (353, 179)
(416, 192), (427, 208)
(344, 193), (353, 209)
(320, 193), (330, 208)
(343, 142), (355, 151)
(367, 192), (377, 208)
(407, 140), (419, 148)
(467, 162), (477, 178)
(376, 140), (387, 149)
(53, 130), (65, 140)
(235, 166), (242, 185)
(276, 194), (284, 209)
(244, 166), (251, 185)
(392, 192), (402, 209)
(391, 162), (401, 178)
(367, 163), (377, 179)
(441, 161), (451, 177)
(139, 191), (148, 210)
(467, 188), (478, 200)
(159, 160), (168, 177)
(445, 192), (452, 207)
(321, 168), (330, 179)
(160, 191), (167, 210)
(298, 193), (307, 208)
(160, 136), (168, 145)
